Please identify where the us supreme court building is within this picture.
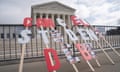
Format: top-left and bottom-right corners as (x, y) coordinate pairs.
(31, 1), (75, 27)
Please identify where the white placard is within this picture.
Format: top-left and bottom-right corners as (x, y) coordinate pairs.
(56, 18), (66, 27)
(37, 29), (49, 45)
(65, 29), (78, 41)
(85, 28), (98, 41)
(77, 28), (90, 40)
(18, 29), (31, 44)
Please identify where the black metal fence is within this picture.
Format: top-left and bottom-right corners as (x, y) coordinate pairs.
(0, 24), (120, 63)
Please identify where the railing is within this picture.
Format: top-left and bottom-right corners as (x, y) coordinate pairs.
(0, 24), (120, 63)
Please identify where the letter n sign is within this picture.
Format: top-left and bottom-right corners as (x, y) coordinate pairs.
(71, 15), (89, 27)
(36, 18), (55, 28)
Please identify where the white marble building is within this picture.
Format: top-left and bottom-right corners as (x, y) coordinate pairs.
(31, 1), (75, 26)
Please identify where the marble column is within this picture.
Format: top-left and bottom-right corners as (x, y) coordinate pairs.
(40, 13), (43, 18)
(33, 13), (37, 25)
(67, 15), (73, 44)
(68, 15), (72, 28)
(45, 13), (48, 18)
(51, 14), (55, 23)
(62, 14), (67, 43)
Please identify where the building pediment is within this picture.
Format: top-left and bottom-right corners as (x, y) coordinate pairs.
(32, 1), (75, 15)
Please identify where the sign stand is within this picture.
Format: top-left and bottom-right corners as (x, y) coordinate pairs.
(37, 18), (58, 72)
(74, 26), (101, 67)
(75, 26), (101, 67)
(18, 18), (32, 72)
(71, 15), (115, 64)
(47, 18), (79, 72)
(84, 19), (120, 57)
(19, 44), (26, 72)
(92, 27), (120, 57)
(83, 20), (117, 64)
(56, 18), (95, 72)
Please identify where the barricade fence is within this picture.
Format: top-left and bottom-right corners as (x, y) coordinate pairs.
(0, 24), (120, 63)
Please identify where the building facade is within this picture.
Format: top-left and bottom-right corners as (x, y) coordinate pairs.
(31, 1), (75, 27)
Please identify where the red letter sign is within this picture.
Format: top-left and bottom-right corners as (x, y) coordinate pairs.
(44, 48), (60, 72)
(23, 17), (32, 27)
(43, 18), (55, 28)
(71, 15), (81, 26)
(36, 18), (45, 28)
(76, 43), (92, 61)
(36, 18), (55, 28)
(71, 15), (89, 27)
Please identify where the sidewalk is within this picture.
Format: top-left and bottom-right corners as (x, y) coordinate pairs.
(0, 50), (120, 72)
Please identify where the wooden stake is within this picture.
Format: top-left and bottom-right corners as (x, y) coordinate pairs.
(19, 44), (26, 72)
(72, 64), (79, 72)
(95, 58), (101, 67)
(86, 60), (95, 72)
(95, 41), (115, 64)
(102, 37), (120, 57)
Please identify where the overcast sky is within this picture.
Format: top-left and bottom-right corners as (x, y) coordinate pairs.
(0, 0), (120, 25)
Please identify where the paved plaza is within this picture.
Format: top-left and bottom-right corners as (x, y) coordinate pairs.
(0, 49), (120, 72)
